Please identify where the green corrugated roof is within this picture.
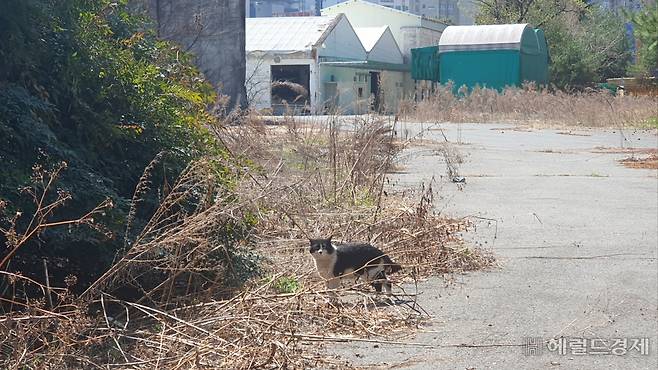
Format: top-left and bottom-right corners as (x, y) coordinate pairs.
(411, 46), (439, 82)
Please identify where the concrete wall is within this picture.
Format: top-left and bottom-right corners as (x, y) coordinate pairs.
(139, 0), (247, 110)
(320, 66), (363, 113)
(319, 66), (404, 114)
(379, 70), (406, 112)
(401, 26), (442, 58)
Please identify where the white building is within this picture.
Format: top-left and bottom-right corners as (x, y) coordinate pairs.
(413, 0), (460, 22)
(247, 0), (318, 17)
(322, 0), (462, 24)
(321, 0), (446, 60)
(246, 13), (407, 114)
(355, 26), (404, 64)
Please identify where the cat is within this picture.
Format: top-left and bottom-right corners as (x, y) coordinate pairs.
(309, 236), (401, 294)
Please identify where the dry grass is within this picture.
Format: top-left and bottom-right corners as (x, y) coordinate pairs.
(1, 115), (493, 368)
(407, 84), (658, 128)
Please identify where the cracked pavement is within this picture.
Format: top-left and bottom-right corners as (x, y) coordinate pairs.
(330, 122), (658, 370)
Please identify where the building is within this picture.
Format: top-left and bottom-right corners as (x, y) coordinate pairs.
(137, 0), (247, 110)
(246, 13), (407, 114)
(411, 1), (459, 23)
(247, 0), (318, 17)
(413, 24), (549, 93)
(321, 0), (447, 60)
(322, 0), (462, 24)
(355, 26), (404, 65)
(247, 0), (469, 23)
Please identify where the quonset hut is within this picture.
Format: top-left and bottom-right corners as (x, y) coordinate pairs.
(412, 23), (549, 93)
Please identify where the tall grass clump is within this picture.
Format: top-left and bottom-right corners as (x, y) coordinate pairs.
(409, 84), (657, 128)
(1, 114), (495, 368)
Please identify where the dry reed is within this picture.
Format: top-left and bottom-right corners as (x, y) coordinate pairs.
(408, 83), (657, 128)
(1, 114), (493, 368)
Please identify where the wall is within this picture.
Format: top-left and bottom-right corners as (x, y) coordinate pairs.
(247, 59), (405, 114)
(367, 29), (404, 64)
(323, 1), (465, 24)
(139, 0), (247, 110)
(401, 26), (441, 59)
(414, 0), (459, 23)
(520, 28), (549, 86)
(319, 66), (404, 114)
(247, 0), (318, 17)
(380, 70), (406, 112)
(319, 16), (368, 61)
(320, 66), (363, 113)
(440, 50), (521, 92)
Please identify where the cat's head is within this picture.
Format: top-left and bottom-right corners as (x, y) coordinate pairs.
(309, 237), (335, 255)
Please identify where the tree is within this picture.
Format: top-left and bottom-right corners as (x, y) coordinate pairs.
(628, 4), (658, 77)
(475, 0), (586, 26)
(0, 0), (224, 288)
(475, 0), (632, 89)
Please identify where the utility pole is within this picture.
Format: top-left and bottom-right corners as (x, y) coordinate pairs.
(316, 0), (322, 15)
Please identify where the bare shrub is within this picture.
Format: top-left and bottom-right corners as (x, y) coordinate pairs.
(0, 114), (494, 368)
(0, 163), (113, 272)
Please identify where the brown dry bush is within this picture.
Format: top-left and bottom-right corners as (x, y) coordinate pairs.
(408, 83), (657, 128)
(1, 114), (493, 369)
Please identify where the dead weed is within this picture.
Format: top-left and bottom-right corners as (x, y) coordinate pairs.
(0, 114), (493, 369)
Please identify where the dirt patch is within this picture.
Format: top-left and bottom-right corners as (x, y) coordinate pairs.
(619, 153), (658, 169)
(535, 149), (570, 154)
(489, 127), (535, 132)
(592, 146), (657, 154)
(556, 131), (592, 136)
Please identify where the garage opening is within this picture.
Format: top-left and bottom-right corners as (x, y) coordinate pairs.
(271, 65), (310, 114)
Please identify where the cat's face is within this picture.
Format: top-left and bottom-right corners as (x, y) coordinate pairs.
(309, 238), (335, 256)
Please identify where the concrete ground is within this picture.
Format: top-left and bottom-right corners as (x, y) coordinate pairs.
(330, 123), (658, 369)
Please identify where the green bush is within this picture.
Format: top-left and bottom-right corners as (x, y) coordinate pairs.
(0, 0), (224, 289)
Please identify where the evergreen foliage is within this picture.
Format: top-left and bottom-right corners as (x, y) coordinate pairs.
(0, 0), (222, 286)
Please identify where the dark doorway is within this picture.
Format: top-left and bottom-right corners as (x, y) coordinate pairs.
(271, 65), (310, 114)
(369, 71), (381, 112)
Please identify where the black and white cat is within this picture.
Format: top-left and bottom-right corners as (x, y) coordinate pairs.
(309, 236), (401, 294)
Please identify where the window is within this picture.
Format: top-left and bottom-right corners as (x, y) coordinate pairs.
(356, 73), (369, 83)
